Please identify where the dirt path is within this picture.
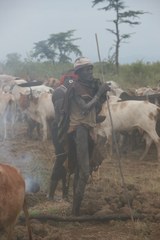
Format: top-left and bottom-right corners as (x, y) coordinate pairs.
(1, 126), (160, 239)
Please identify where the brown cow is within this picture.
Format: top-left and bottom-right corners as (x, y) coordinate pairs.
(0, 163), (32, 240)
(44, 77), (60, 89)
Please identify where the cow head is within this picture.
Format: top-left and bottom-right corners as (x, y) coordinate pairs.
(19, 93), (30, 110)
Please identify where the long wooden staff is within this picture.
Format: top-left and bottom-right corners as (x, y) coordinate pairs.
(95, 33), (134, 222)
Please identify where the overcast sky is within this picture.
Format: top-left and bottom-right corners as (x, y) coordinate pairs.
(0, 0), (160, 64)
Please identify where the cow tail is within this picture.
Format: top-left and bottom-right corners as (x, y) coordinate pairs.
(23, 198), (33, 240)
(157, 107), (160, 119)
(156, 107), (160, 137)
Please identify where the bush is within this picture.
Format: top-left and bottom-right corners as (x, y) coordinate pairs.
(0, 59), (160, 88)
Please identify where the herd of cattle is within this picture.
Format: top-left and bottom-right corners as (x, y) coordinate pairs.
(1, 74), (160, 239)
(0, 74), (57, 141)
(1, 74), (160, 160)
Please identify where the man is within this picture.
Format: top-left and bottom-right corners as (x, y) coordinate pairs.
(62, 57), (110, 216)
(48, 70), (77, 200)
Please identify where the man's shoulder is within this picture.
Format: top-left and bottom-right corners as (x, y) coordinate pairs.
(55, 85), (67, 91)
(53, 85), (67, 100)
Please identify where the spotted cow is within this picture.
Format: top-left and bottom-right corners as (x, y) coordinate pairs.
(96, 100), (160, 161)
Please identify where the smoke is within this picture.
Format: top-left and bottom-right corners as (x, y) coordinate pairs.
(25, 176), (40, 193)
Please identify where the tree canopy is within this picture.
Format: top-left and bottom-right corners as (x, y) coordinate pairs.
(32, 30), (82, 63)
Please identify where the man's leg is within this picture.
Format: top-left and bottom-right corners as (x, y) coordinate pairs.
(72, 126), (90, 216)
(48, 155), (67, 200)
(48, 123), (67, 200)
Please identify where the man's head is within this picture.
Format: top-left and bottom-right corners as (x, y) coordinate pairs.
(74, 57), (93, 82)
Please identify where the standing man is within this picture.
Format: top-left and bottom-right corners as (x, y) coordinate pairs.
(63, 57), (110, 216)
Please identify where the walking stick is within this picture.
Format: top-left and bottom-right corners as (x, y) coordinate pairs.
(95, 33), (134, 222)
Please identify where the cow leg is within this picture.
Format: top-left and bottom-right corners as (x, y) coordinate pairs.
(145, 129), (160, 161)
(7, 220), (16, 240)
(3, 117), (7, 140)
(155, 138), (160, 161)
(108, 133), (120, 160)
(61, 167), (68, 199)
(27, 118), (41, 139)
(27, 120), (34, 139)
(139, 133), (153, 161)
(36, 123), (41, 138)
(138, 120), (160, 161)
(41, 118), (48, 141)
(23, 199), (33, 240)
(65, 172), (71, 197)
(10, 115), (15, 139)
(105, 135), (112, 160)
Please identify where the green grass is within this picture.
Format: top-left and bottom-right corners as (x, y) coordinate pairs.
(1, 60), (160, 89)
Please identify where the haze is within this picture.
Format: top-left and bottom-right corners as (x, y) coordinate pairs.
(0, 0), (159, 63)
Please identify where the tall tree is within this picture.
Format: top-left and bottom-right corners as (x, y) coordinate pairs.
(48, 30), (82, 63)
(92, 0), (146, 74)
(32, 40), (56, 62)
(32, 30), (82, 63)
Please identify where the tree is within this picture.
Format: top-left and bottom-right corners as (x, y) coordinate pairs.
(92, 0), (146, 74)
(32, 40), (56, 63)
(32, 30), (82, 63)
(5, 53), (23, 76)
(48, 30), (82, 63)
(6, 53), (22, 65)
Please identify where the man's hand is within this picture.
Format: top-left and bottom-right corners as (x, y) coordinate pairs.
(96, 83), (111, 98)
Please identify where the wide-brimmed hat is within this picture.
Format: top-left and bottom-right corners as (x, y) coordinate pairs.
(74, 57), (93, 72)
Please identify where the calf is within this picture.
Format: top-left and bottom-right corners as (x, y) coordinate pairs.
(0, 163), (32, 240)
(96, 100), (160, 161)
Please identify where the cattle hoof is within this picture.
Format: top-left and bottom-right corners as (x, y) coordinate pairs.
(46, 194), (54, 201)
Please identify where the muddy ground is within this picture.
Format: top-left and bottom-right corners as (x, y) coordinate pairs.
(1, 123), (160, 240)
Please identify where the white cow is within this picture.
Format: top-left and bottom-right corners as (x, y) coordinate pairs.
(19, 91), (55, 141)
(0, 90), (16, 140)
(96, 100), (160, 161)
(107, 80), (124, 97)
(0, 74), (15, 85)
(135, 87), (156, 96)
(10, 83), (55, 140)
(0, 74), (28, 92)
(12, 84), (53, 100)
